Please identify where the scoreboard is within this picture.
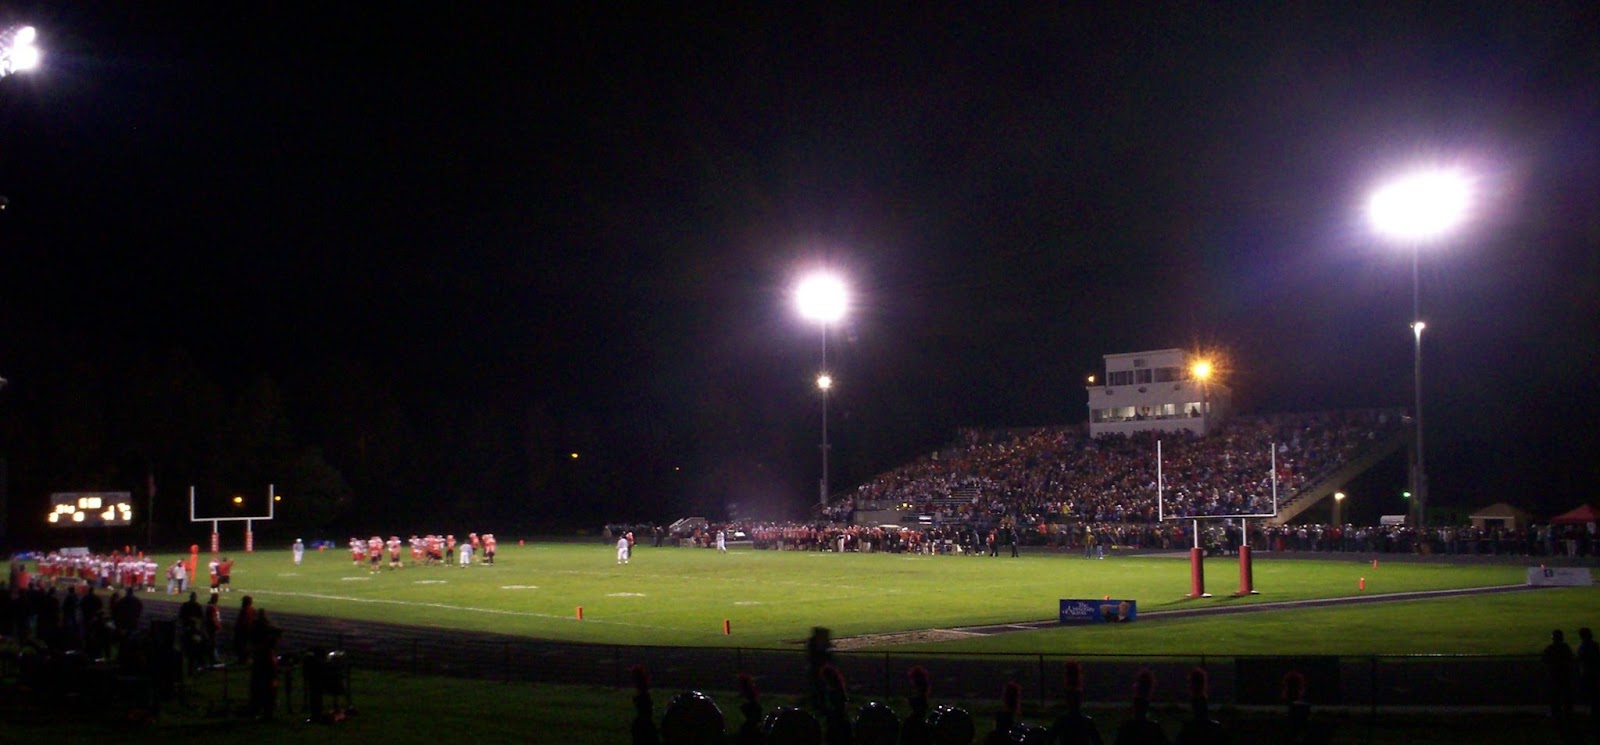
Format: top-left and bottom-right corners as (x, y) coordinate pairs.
(47, 492), (134, 526)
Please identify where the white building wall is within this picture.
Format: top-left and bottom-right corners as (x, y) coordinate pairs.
(1086, 348), (1231, 437)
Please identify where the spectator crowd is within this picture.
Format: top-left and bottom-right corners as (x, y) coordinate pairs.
(843, 410), (1403, 526)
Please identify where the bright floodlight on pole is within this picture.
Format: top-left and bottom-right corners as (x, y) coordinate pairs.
(795, 273), (848, 324)
(795, 271), (848, 506)
(1367, 168), (1472, 242)
(0, 25), (41, 78)
(1368, 165), (1472, 533)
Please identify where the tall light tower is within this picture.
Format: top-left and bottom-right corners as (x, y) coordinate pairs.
(1368, 167), (1472, 530)
(0, 23), (37, 546)
(795, 272), (848, 506)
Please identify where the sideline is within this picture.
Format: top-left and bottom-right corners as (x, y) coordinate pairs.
(837, 582), (1544, 647)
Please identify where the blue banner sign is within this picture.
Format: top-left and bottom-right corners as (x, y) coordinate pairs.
(1059, 598), (1138, 624)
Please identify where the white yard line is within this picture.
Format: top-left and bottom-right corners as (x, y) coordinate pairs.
(243, 588), (683, 632)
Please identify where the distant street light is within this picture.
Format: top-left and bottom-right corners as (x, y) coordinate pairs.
(1333, 491), (1346, 529)
(795, 272), (848, 505)
(0, 25), (40, 79)
(1368, 166), (1473, 531)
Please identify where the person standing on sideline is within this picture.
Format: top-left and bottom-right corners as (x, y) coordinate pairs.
(805, 626), (833, 710)
(292, 538), (305, 566)
(1544, 629), (1576, 720)
(204, 594), (223, 665)
(617, 534), (630, 564)
(1579, 627), (1600, 739)
(207, 557), (221, 595)
(716, 529), (727, 554)
(233, 595), (256, 665)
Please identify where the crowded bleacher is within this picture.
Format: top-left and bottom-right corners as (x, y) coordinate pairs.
(840, 410), (1403, 526)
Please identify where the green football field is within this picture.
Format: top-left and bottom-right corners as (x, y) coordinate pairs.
(124, 540), (1600, 654)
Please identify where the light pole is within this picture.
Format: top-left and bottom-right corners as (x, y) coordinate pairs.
(795, 272), (848, 506)
(1368, 167), (1472, 531)
(1332, 491), (1345, 530)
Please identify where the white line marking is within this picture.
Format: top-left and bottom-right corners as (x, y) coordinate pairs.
(243, 589), (682, 631)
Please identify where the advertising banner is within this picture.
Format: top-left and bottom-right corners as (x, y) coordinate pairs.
(1527, 567), (1593, 586)
(1059, 598), (1138, 623)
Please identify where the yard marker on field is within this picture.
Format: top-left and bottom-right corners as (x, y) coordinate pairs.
(722, 619), (731, 635)
(1371, 559), (1378, 569)
(576, 605), (584, 620)
(1359, 577), (1365, 591)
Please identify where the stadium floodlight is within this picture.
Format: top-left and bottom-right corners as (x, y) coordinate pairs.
(1190, 360), (1213, 381)
(0, 25), (41, 78)
(795, 270), (849, 505)
(1369, 165), (1472, 531)
(1367, 168), (1472, 243)
(795, 273), (848, 324)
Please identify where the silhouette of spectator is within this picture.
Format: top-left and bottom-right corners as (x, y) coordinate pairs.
(110, 587), (142, 660)
(985, 681), (1023, 744)
(1579, 628), (1600, 738)
(1545, 629), (1576, 719)
(929, 704), (977, 745)
(806, 626), (833, 709)
(855, 700), (901, 745)
(660, 690), (724, 744)
(0, 580), (10, 637)
(1175, 668), (1226, 744)
(233, 595), (256, 664)
(1051, 660), (1104, 744)
(630, 665), (660, 745)
(177, 591), (205, 670)
(1281, 672), (1312, 745)
(734, 673), (762, 745)
(902, 666), (934, 745)
(1114, 670), (1168, 745)
(203, 594), (222, 666)
(762, 706), (822, 743)
(820, 664), (853, 745)
(247, 610), (282, 719)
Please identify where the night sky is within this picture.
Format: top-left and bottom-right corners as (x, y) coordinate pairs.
(0, 4), (1596, 535)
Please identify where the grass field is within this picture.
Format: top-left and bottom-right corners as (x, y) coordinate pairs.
(120, 541), (1599, 655)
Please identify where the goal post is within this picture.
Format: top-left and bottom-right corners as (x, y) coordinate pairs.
(1158, 441), (1279, 598)
(189, 484), (276, 553)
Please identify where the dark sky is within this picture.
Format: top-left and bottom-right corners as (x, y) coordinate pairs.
(1, 3), (1597, 522)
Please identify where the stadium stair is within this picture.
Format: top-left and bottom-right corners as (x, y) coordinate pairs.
(1267, 428), (1408, 525)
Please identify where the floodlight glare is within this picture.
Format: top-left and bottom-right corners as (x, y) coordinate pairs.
(1191, 360), (1213, 381)
(1367, 168), (1472, 242)
(817, 373), (833, 391)
(795, 273), (848, 324)
(1, 25), (41, 77)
